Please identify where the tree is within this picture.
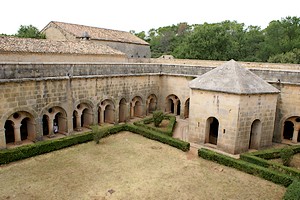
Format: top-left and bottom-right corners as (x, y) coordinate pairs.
(153, 111), (164, 127)
(15, 25), (45, 39)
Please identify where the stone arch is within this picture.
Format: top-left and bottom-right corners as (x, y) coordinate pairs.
(73, 103), (93, 130)
(119, 98), (127, 123)
(249, 119), (262, 149)
(42, 106), (68, 135)
(5, 111), (36, 145)
(131, 96), (143, 118)
(4, 120), (14, 144)
(146, 94), (157, 115)
(166, 94), (181, 115)
(99, 99), (115, 124)
(282, 116), (300, 143)
(184, 98), (190, 119)
(1, 107), (38, 128)
(205, 117), (219, 145)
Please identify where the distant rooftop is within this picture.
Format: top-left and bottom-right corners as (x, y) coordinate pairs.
(189, 59), (280, 94)
(0, 36), (125, 55)
(42, 21), (149, 45)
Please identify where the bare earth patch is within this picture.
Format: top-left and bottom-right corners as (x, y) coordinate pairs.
(270, 153), (300, 170)
(0, 132), (285, 200)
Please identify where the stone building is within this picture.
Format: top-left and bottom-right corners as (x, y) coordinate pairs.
(0, 33), (300, 154)
(0, 36), (127, 62)
(41, 21), (151, 58)
(189, 60), (279, 154)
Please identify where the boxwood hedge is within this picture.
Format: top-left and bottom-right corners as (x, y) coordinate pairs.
(198, 148), (294, 187)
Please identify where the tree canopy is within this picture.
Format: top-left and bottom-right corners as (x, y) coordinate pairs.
(1, 25), (45, 39)
(133, 16), (300, 64)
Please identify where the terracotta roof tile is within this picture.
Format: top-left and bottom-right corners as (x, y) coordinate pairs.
(48, 21), (149, 45)
(0, 36), (125, 55)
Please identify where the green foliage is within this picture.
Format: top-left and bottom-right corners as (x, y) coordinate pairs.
(132, 16), (300, 64)
(125, 123), (190, 152)
(134, 115), (176, 136)
(198, 148), (294, 187)
(15, 25), (45, 39)
(153, 110), (164, 127)
(0, 132), (93, 165)
(280, 147), (294, 166)
(283, 181), (300, 200)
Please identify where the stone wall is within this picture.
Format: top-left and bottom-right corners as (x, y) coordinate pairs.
(98, 41), (151, 58)
(0, 52), (127, 63)
(236, 94), (278, 153)
(0, 62), (299, 151)
(0, 75), (160, 148)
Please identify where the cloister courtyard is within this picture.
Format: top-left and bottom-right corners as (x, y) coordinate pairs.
(0, 132), (285, 200)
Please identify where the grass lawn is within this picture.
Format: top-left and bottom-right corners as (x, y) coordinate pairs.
(0, 132), (285, 200)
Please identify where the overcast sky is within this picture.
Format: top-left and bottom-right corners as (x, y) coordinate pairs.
(1, 0), (299, 34)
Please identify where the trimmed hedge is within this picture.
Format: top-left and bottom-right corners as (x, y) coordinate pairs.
(92, 124), (125, 144)
(0, 131), (93, 165)
(133, 115), (176, 137)
(198, 148), (294, 187)
(283, 180), (300, 200)
(0, 122), (189, 165)
(125, 123), (190, 152)
(246, 145), (300, 160)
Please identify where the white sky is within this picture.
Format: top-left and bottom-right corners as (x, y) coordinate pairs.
(0, 0), (299, 34)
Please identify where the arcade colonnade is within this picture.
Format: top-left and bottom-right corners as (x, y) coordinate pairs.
(2, 94), (191, 147)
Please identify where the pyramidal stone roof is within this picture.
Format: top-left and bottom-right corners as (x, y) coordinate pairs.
(189, 59), (279, 94)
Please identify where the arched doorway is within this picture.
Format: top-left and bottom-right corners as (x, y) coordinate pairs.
(147, 94), (157, 114)
(283, 121), (294, 140)
(5, 111), (36, 144)
(166, 94), (181, 115)
(42, 115), (49, 136)
(184, 98), (190, 119)
(72, 111), (77, 129)
(131, 96), (143, 118)
(249, 119), (261, 149)
(104, 105), (114, 123)
(119, 98), (127, 123)
(20, 118), (30, 141)
(99, 99), (115, 124)
(205, 117), (219, 145)
(74, 103), (93, 130)
(4, 120), (14, 144)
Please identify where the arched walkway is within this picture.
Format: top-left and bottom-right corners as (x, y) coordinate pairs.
(146, 94), (157, 115)
(205, 117), (219, 145)
(4, 111), (36, 145)
(73, 103), (93, 131)
(282, 116), (300, 143)
(249, 119), (262, 149)
(184, 98), (190, 119)
(166, 94), (181, 115)
(42, 106), (68, 136)
(99, 99), (115, 125)
(131, 96), (143, 118)
(119, 98), (127, 123)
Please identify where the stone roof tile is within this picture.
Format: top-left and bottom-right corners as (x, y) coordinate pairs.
(47, 21), (149, 45)
(0, 36), (125, 55)
(189, 59), (280, 94)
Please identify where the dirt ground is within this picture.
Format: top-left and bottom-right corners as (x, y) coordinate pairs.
(0, 132), (285, 200)
(271, 153), (300, 170)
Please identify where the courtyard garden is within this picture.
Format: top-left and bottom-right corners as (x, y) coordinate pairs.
(0, 132), (285, 200)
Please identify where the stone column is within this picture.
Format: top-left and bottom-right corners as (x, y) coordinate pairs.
(130, 102), (135, 119)
(174, 100), (179, 115)
(99, 107), (104, 125)
(13, 124), (22, 145)
(48, 118), (54, 135)
(0, 128), (7, 149)
(76, 115), (81, 130)
(292, 129), (299, 143)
